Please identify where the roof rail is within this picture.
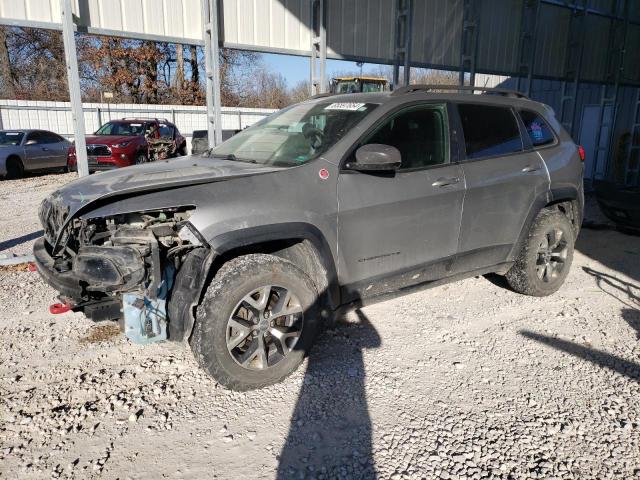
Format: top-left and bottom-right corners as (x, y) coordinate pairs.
(310, 92), (334, 99)
(391, 84), (529, 99)
(120, 117), (171, 123)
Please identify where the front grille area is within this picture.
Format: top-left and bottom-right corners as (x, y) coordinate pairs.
(86, 144), (112, 157)
(39, 193), (70, 245)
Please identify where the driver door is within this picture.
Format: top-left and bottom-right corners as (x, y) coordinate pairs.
(23, 131), (52, 170)
(337, 103), (465, 300)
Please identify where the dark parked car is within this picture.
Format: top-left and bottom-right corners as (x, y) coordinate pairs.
(67, 118), (186, 172)
(34, 86), (584, 391)
(0, 129), (71, 178)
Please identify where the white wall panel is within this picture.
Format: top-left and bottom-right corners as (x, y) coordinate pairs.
(0, 100), (275, 151)
(0, 0), (204, 43)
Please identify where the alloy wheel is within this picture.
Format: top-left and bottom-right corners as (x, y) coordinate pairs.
(536, 228), (569, 283)
(226, 285), (304, 370)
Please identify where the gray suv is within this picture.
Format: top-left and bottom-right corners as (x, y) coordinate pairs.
(34, 86), (584, 391)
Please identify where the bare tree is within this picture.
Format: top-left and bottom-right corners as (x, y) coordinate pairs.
(0, 28), (15, 98)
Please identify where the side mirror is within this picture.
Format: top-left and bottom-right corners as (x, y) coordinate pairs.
(346, 144), (401, 172)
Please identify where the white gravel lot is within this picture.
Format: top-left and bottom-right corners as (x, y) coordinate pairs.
(0, 173), (639, 480)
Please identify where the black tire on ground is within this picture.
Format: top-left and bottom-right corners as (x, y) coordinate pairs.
(190, 253), (320, 391)
(6, 156), (24, 179)
(135, 152), (148, 164)
(505, 209), (575, 297)
(177, 144), (187, 156)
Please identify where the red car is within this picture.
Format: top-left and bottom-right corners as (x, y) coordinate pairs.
(68, 118), (186, 172)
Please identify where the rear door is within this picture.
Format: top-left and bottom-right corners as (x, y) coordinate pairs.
(337, 102), (465, 299)
(454, 102), (549, 273)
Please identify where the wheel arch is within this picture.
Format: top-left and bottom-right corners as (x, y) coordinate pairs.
(209, 222), (340, 311)
(169, 223), (340, 343)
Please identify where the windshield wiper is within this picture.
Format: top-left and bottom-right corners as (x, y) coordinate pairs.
(207, 152), (257, 164)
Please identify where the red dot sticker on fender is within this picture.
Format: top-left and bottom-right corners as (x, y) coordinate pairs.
(318, 168), (330, 180)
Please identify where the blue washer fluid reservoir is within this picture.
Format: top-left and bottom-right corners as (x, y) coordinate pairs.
(123, 265), (174, 345)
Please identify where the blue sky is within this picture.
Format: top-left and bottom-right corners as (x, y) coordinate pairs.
(262, 53), (389, 86)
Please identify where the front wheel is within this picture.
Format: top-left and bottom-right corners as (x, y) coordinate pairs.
(505, 209), (575, 296)
(6, 157), (24, 179)
(135, 152), (148, 164)
(190, 254), (320, 391)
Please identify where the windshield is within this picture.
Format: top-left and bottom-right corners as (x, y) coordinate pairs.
(207, 101), (378, 167)
(95, 122), (146, 136)
(0, 131), (24, 146)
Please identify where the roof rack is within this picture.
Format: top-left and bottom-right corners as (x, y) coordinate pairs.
(120, 117), (171, 123)
(391, 84), (529, 99)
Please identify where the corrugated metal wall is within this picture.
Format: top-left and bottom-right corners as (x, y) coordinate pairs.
(0, 0), (204, 42)
(0, 100), (275, 150)
(1, 0), (640, 85)
(221, 0), (311, 53)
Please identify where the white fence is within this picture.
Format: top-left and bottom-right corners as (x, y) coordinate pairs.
(0, 100), (276, 151)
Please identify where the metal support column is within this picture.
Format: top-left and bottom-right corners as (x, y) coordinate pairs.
(559, 0), (588, 136)
(591, 0), (629, 184)
(459, 0), (478, 87)
(202, 0), (223, 147)
(516, 0), (541, 96)
(310, 0), (326, 95)
(60, 0), (88, 177)
(392, 0), (412, 89)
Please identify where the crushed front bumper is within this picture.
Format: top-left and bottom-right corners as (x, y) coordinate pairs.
(33, 237), (83, 299)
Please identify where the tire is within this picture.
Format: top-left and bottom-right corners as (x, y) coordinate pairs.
(135, 152), (148, 164)
(6, 156), (24, 179)
(505, 209), (575, 297)
(190, 254), (320, 391)
(177, 144), (187, 156)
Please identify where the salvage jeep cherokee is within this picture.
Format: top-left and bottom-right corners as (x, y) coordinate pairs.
(34, 85), (584, 391)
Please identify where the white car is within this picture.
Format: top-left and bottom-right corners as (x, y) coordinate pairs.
(0, 129), (71, 179)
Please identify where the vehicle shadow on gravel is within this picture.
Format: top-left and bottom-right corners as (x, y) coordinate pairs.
(576, 228), (640, 283)
(0, 230), (43, 252)
(519, 330), (640, 382)
(520, 264), (640, 382)
(276, 309), (380, 480)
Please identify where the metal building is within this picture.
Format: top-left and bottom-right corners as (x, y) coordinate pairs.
(0, 0), (639, 186)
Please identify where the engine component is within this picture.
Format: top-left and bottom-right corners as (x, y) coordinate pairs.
(123, 266), (174, 345)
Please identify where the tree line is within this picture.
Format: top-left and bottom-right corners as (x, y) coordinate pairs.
(0, 26), (309, 108)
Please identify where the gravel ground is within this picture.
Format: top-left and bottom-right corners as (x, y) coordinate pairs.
(1, 173), (639, 480)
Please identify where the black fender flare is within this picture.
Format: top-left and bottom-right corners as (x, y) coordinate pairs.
(209, 222), (341, 310)
(508, 190), (552, 262)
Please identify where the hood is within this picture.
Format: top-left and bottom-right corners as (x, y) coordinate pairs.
(40, 155), (284, 246)
(84, 134), (135, 145)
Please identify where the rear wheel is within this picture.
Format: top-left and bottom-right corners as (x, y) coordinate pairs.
(6, 156), (24, 179)
(505, 209), (575, 296)
(190, 254), (320, 391)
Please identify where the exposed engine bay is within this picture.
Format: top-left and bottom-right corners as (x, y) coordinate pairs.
(41, 208), (207, 344)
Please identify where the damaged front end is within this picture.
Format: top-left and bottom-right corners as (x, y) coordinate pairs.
(34, 205), (210, 345)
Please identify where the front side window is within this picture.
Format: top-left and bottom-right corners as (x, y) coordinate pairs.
(208, 101), (378, 167)
(361, 104), (449, 170)
(519, 110), (555, 147)
(457, 104), (523, 159)
(0, 131), (24, 146)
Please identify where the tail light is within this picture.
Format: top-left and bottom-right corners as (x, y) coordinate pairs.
(577, 145), (586, 162)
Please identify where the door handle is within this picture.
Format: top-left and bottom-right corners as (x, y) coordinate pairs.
(432, 177), (460, 187)
(41, 147), (49, 151)
(522, 165), (541, 173)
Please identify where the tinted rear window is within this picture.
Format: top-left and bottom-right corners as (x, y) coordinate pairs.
(519, 110), (555, 147)
(457, 104), (523, 159)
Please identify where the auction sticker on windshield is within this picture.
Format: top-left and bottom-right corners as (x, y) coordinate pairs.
(324, 103), (366, 111)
